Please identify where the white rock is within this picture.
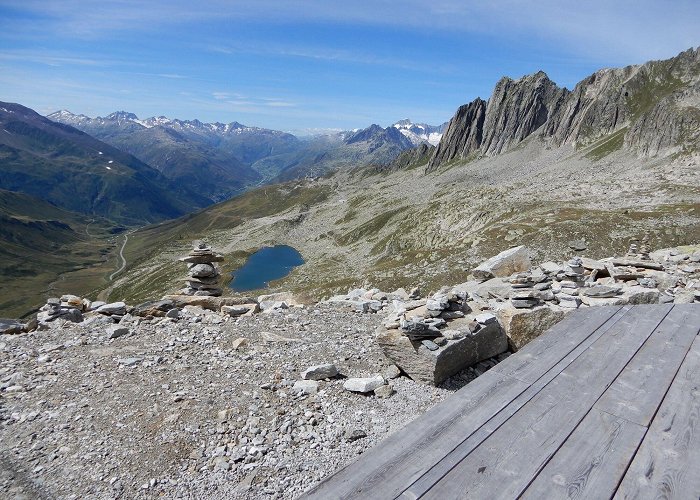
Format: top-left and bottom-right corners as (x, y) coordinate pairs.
(473, 246), (532, 280)
(292, 380), (319, 395)
(343, 376), (385, 393)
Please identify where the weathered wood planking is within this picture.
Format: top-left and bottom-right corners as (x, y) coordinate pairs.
(614, 333), (700, 499)
(420, 304), (672, 499)
(595, 304), (700, 426)
(301, 307), (623, 499)
(401, 306), (631, 499)
(520, 305), (700, 499)
(521, 409), (646, 500)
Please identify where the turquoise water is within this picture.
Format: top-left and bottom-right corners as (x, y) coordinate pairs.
(229, 245), (304, 292)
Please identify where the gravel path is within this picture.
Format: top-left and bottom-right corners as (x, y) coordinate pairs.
(0, 304), (485, 499)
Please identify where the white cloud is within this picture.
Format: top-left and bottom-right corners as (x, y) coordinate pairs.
(2, 1), (697, 61)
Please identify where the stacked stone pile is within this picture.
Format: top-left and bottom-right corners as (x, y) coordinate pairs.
(376, 287), (508, 385)
(179, 242), (224, 297)
(455, 243), (700, 350)
(35, 295), (128, 326)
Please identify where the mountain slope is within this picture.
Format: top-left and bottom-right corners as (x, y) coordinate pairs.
(0, 189), (121, 317)
(429, 47), (700, 170)
(104, 48), (700, 305)
(0, 102), (209, 224)
(274, 124), (415, 180)
(48, 110), (304, 196)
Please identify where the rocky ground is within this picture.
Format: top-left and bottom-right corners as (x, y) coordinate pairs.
(0, 303), (492, 499)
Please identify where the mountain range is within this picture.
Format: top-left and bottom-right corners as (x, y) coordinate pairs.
(0, 102), (209, 225)
(48, 111), (440, 193)
(1, 47), (698, 316)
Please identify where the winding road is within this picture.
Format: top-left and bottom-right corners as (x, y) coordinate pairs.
(109, 231), (131, 281)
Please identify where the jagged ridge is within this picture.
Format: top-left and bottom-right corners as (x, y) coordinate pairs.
(428, 47), (700, 171)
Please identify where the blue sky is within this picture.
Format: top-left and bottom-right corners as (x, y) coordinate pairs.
(0, 1), (697, 134)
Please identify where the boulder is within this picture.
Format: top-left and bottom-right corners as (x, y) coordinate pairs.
(623, 286), (660, 305)
(473, 246), (531, 280)
(495, 304), (567, 350)
(96, 302), (127, 316)
(302, 364), (339, 380)
(377, 318), (507, 386)
(343, 376), (385, 393)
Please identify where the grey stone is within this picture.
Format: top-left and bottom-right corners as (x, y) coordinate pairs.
(581, 285), (622, 298)
(301, 364), (338, 380)
(188, 263), (217, 278)
(422, 340), (439, 351)
(474, 313), (497, 325)
(343, 429), (367, 442)
(343, 376), (385, 393)
(473, 246), (531, 280)
(117, 357), (142, 366)
(292, 380), (319, 395)
(374, 384), (396, 399)
(107, 326), (129, 339)
(400, 319), (441, 340)
(96, 302), (127, 316)
(165, 308), (180, 319)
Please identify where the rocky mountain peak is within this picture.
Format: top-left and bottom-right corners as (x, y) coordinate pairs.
(428, 47), (700, 170)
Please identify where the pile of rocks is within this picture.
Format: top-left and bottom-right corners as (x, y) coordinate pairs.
(376, 288), (508, 385)
(179, 242), (224, 297)
(323, 287), (420, 313)
(35, 294), (128, 325)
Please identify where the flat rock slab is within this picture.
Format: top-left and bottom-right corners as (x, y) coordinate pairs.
(495, 304), (567, 350)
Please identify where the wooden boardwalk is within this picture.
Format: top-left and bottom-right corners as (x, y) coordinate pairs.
(302, 304), (700, 499)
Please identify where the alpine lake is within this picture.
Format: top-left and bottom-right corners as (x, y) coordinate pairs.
(229, 245), (304, 292)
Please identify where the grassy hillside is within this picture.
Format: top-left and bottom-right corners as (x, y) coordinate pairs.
(0, 190), (122, 317)
(104, 137), (700, 306)
(0, 102), (209, 224)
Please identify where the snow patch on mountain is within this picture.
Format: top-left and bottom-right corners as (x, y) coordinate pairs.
(392, 118), (447, 146)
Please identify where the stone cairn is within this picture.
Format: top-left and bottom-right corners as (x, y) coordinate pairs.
(179, 241), (224, 297)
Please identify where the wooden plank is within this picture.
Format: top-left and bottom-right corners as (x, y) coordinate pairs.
(614, 333), (700, 499)
(520, 305), (700, 499)
(419, 304), (672, 500)
(521, 409), (646, 500)
(401, 305), (633, 499)
(303, 307), (625, 499)
(596, 304), (700, 426)
(492, 306), (622, 384)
